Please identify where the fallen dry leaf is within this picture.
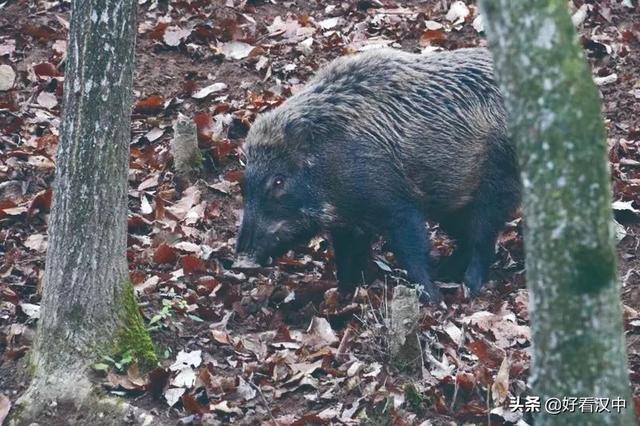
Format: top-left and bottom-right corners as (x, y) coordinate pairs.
(134, 95), (164, 114)
(0, 394), (10, 424)
(170, 350), (202, 371)
(169, 350), (202, 388)
(192, 82), (227, 99)
(210, 400), (242, 415)
(491, 356), (510, 404)
(163, 26), (191, 47)
(36, 92), (58, 109)
(305, 316), (339, 350)
(219, 41), (255, 60)
(462, 308), (530, 348)
(446, 1), (470, 25)
(0, 39), (16, 56)
(19, 303), (41, 319)
(164, 387), (185, 407)
(165, 186), (201, 221)
(33, 62), (61, 77)
(24, 234), (47, 252)
(153, 243), (177, 264)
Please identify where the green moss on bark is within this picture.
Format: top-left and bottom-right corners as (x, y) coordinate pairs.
(194, 149), (204, 169)
(114, 281), (157, 369)
(572, 245), (617, 294)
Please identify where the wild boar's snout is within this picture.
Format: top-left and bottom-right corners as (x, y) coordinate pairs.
(235, 203), (289, 268)
(235, 216), (253, 255)
(234, 210), (262, 268)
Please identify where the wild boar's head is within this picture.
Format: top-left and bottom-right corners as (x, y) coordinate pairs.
(235, 114), (325, 267)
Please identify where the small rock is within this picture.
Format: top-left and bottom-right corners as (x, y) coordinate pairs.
(0, 64), (16, 91)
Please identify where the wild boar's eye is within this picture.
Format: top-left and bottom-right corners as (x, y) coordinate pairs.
(273, 175), (285, 188)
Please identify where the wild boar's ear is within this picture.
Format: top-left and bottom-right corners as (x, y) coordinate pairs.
(284, 118), (315, 146)
(283, 117), (320, 169)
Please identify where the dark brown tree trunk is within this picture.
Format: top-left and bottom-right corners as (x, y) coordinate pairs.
(14, 0), (156, 423)
(479, 0), (634, 424)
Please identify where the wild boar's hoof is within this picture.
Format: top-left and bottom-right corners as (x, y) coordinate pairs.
(417, 283), (443, 305)
(464, 276), (484, 298)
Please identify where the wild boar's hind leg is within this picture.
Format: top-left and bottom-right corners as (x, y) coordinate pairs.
(331, 228), (372, 293)
(436, 211), (472, 283)
(384, 204), (443, 304)
(462, 213), (502, 294)
(463, 139), (520, 294)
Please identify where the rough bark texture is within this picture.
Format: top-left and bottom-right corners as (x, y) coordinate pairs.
(479, 1), (634, 424)
(14, 0), (156, 423)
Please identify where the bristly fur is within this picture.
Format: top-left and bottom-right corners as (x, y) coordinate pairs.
(244, 48), (511, 216)
(239, 47), (521, 303)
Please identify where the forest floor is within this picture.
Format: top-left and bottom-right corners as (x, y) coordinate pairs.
(1, 0), (640, 425)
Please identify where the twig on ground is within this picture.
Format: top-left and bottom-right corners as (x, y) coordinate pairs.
(249, 377), (276, 425)
(336, 326), (356, 362)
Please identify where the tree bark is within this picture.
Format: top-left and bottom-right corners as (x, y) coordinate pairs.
(479, 1), (634, 424)
(14, 0), (156, 422)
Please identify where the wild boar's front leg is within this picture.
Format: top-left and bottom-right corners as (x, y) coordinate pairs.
(331, 227), (372, 294)
(384, 204), (443, 304)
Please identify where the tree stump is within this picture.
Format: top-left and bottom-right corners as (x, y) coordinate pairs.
(389, 285), (422, 372)
(171, 114), (201, 180)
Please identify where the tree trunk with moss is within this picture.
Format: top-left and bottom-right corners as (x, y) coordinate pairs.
(479, 1), (634, 424)
(14, 0), (156, 423)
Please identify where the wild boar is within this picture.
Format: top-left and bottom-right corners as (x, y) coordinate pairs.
(235, 47), (521, 303)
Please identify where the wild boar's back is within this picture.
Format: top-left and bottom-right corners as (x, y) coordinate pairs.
(246, 48), (510, 217)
